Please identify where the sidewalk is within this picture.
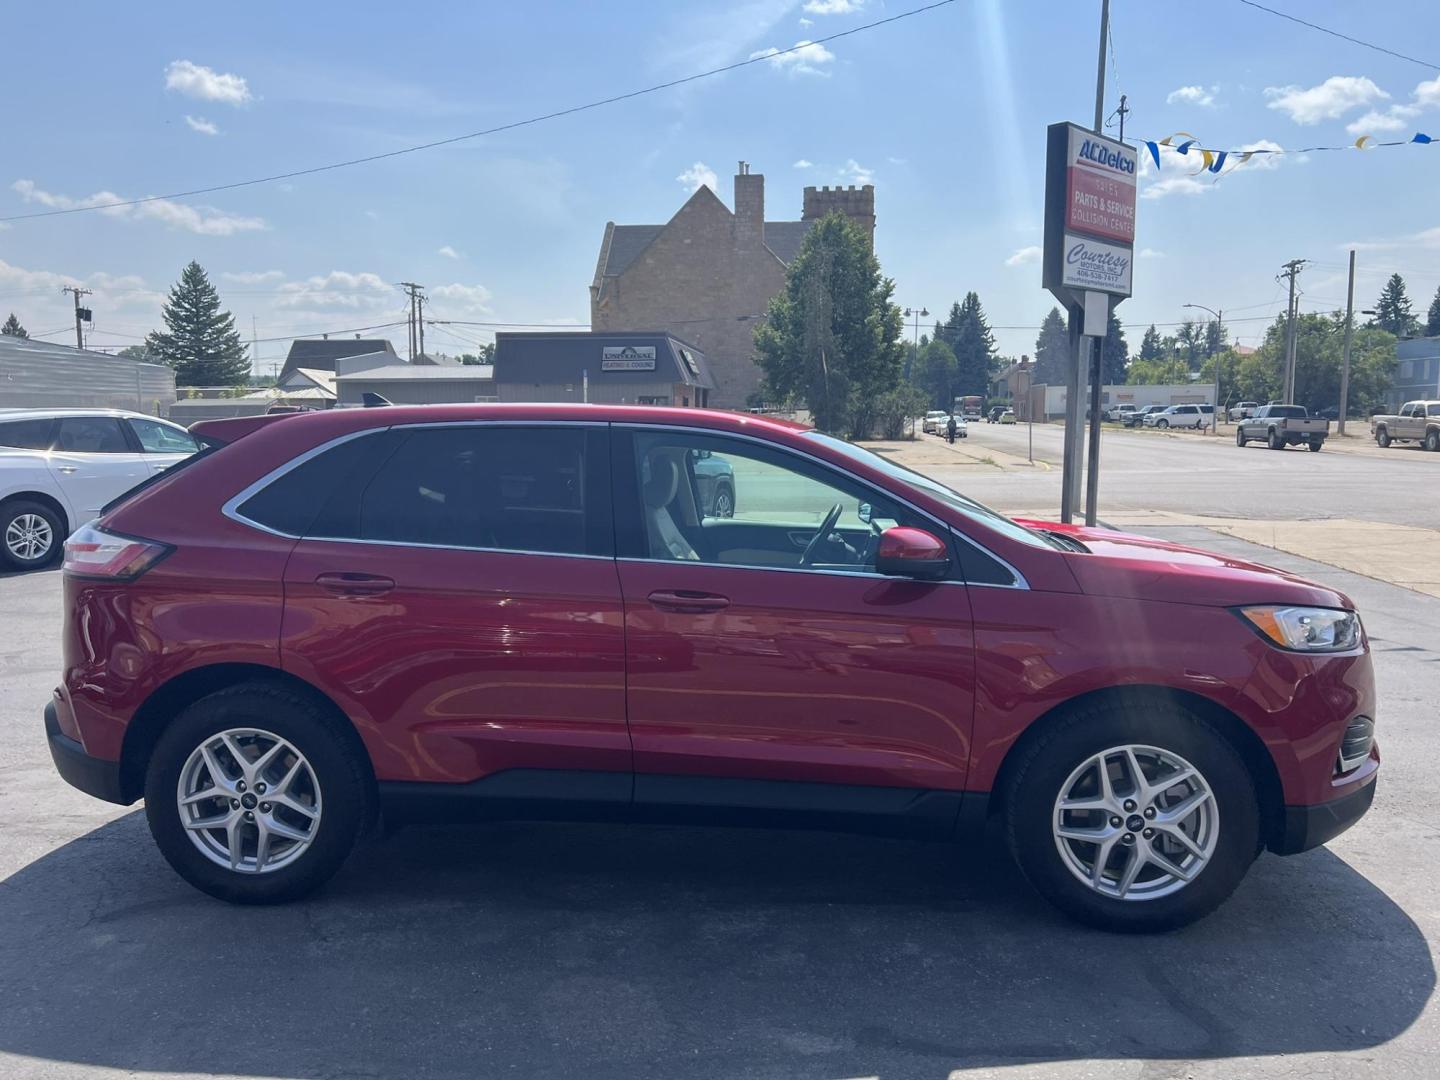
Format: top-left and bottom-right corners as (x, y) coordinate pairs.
(857, 433), (1049, 473)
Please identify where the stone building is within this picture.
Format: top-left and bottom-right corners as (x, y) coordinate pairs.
(589, 163), (876, 408)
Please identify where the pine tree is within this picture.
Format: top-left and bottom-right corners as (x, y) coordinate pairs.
(1426, 285), (1440, 337)
(1139, 323), (1162, 361)
(910, 337), (958, 409)
(144, 261), (249, 386)
(950, 292), (997, 397)
(1372, 273), (1417, 338)
(1, 313), (28, 338)
(1203, 317), (1227, 357)
(1101, 310), (1128, 384)
(1033, 307), (1070, 386)
(1175, 319), (1203, 369)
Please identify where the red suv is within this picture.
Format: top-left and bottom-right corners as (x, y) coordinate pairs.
(45, 405), (1378, 931)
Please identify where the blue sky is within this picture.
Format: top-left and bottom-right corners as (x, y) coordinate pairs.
(2, 0), (1439, 371)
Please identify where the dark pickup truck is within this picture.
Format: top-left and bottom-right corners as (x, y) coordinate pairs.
(1236, 404), (1330, 452)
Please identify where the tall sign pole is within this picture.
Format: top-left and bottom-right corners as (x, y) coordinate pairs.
(1338, 250), (1356, 436)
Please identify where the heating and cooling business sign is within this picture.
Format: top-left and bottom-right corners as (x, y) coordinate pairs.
(600, 345), (657, 371)
(1043, 122), (1137, 299)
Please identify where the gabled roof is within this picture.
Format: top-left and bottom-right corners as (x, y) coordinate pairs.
(280, 338), (398, 381)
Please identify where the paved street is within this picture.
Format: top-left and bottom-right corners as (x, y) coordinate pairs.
(1, 439), (1437, 1080)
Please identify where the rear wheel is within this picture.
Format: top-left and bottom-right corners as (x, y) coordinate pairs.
(1426, 429), (1440, 453)
(711, 485), (735, 519)
(1004, 697), (1260, 932)
(1, 499), (64, 571)
(144, 683), (371, 904)
(1376, 427), (1391, 448)
(1307, 438), (1323, 452)
(1268, 429), (1284, 450)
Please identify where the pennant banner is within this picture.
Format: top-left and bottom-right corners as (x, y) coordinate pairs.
(1141, 130), (1435, 180)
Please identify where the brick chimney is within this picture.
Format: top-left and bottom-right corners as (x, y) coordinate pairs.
(733, 161), (765, 256)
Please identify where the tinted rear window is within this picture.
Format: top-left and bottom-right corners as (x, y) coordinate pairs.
(54, 416), (131, 453)
(0, 418), (55, 449)
(236, 433), (393, 537)
(1268, 406), (1306, 418)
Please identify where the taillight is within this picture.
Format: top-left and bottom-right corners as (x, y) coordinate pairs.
(62, 523), (172, 580)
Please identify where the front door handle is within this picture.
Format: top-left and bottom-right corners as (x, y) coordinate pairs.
(315, 572), (396, 597)
(56, 465), (78, 474)
(647, 589), (730, 613)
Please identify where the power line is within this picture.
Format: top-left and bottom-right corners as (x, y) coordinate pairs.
(0, 0), (958, 226)
(1236, 1), (1439, 71)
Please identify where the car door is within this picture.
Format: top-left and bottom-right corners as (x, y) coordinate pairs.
(267, 422), (632, 797)
(126, 416), (200, 474)
(612, 425), (977, 813)
(46, 415), (153, 523)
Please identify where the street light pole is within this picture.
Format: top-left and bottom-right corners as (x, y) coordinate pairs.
(1184, 303), (1223, 433)
(902, 306), (929, 437)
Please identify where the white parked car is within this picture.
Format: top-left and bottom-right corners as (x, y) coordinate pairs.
(1104, 403), (1138, 423)
(921, 410), (949, 434)
(0, 409), (200, 570)
(1144, 404), (1208, 430)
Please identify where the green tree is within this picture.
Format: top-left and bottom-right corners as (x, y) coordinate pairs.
(874, 384), (929, 439)
(117, 344), (151, 362)
(1126, 356), (1191, 385)
(909, 337), (958, 409)
(1247, 312), (1395, 413)
(1426, 285), (1440, 337)
(144, 261), (249, 386)
(1033, 307), (1070, 386)
(458, 343), (495, 365)
(1139, 323), (1162, 361)
(1371, 273), (1417, 337)
(1175, 319), (1202, 369)
(1, 313), (28, 338)
(1203, 317), (1227, 358)
(949, 292), (997, 398)
(1100, 310), (1128, 384)
(754, 212), (903, 437)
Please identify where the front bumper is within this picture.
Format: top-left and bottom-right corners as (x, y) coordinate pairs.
(1271, 772), (1377, 855)
(45, 701), (129, 805)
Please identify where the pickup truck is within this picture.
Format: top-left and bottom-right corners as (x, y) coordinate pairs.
(1371, 400), (1440, 452)
(1228, 401), (1259, 422)
(1235, 404), (1330, 452)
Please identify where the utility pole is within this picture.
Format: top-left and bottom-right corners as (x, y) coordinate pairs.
(1114, 94), (1128, 142)
(398, 282), (425, 361)
(1339, 249), (1356, 436)
(418, 293), (427, 358)
(61, 286), (93, 350)
(1279, 259), (1305, 403)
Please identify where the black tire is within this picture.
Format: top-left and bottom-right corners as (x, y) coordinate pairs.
(1156, 419), (1169, 429)
(144, 683), (372, 904)
(712, 484), (735, 519)
(1268, 428), (1284, 450)
(1003, 697), (1260, 933)
(0, 498), (65, 572)
(1426, 429), (1440, 453)
(1307, 438), (1323, 452)
(1376, 427), (1391, 448)
(1235, 427), (1247, 448)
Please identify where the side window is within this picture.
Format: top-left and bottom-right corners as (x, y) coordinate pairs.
(354, 426), (595, 556)
(0, 418), (55, 449)
(53, 416), (130, 453)
(129, 418), (199, 454)
(236, 433), (393, 537)
(626, 429), (939, 574)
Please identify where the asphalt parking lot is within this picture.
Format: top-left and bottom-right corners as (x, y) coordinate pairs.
(1, 511), (1437, 1078)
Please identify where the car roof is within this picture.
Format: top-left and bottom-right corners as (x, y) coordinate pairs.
(0, 407), (181, 423)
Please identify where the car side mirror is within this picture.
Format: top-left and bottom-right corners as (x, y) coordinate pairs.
(875, 526), (950, 580)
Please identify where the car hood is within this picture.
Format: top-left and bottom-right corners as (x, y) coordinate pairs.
(1015, 519), (1352, 609)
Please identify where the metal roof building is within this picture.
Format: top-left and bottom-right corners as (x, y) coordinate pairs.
(492, 331), (716, 407)
(0, 336), (175, 414)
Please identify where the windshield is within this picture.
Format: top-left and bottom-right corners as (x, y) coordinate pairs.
(803, 431), (1060, 550)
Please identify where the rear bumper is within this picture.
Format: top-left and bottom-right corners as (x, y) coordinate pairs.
(1272, 774), (1377, 855)
(45, 701), (129, 805)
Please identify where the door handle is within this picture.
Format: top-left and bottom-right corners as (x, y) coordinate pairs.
(315, 572), (396, 597)
(57, 465), (78, 474)
(647, 589), (730, 613)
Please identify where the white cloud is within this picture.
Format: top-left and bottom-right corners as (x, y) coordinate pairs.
(887, 156), (908, 165)
(363, 209), (380, 220)
(1138, 248), (1165, 259)
(676, 161), (718, 193)
(749, 40), (836, 76)
(803, 0), (863, 12)
(1166, 85), (1217, 107)
(1138, 138), (1288, 200)
(1005, 245), (1041, 267)
(164, 60), (252, 106)
(11, 179), (266, 236)
(1346, 103), (1421, 135)
(792, 158), (814, 169)
(429, 282), (494, 315)
(1340, 225), (1440, 253)
(184, 115), (220, 136)
(798, 16), (813, 27)
(275, 271), (393, 310)
(838, 159), (874, 185)
(437, 245), (462, 260)
(1264, 76), (1388, 124)
(1414, 75), (1440, 108)
(222, 270), (285, 284)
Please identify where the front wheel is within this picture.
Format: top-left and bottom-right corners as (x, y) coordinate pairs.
(1004, 699), (1260, 932)
(1156, 419), (1169, 429)
(1376, 428), (1391, 448)
(1236, 428), (1247, 448)
(144, 683), (372, 904)
(711, 486), (735, 519)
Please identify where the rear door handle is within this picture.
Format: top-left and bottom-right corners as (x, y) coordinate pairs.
(647, 589), (730, 613)
(57, 465), (78, 474)
(315, 572), (396, 597)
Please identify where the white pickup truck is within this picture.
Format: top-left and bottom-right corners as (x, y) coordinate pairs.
(0, 408), (199, 570)
(1371, 400), (1440, 452)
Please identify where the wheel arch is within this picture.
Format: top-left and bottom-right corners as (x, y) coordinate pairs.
(119, 662), (375, 803)
(984, 683), (1284, 849)
(0, 490), (69, 535)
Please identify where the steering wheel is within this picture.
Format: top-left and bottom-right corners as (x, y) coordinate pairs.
(800, 502), (845, 566)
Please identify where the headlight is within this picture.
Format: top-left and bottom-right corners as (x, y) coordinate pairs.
(1238, 606), (1362, 652)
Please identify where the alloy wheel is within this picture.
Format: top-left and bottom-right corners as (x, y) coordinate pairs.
(176, 728), (323, 874)
(1052, 744), (1219, 901)
(5, 513), (53, 562)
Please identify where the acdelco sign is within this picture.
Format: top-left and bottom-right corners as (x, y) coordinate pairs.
(1076, 137), (1136, 176)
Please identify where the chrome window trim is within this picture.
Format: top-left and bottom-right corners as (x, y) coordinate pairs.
(616, 555), (969, 587)
(222, 428), (381, 540)
(617, 421), (1030, 590)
